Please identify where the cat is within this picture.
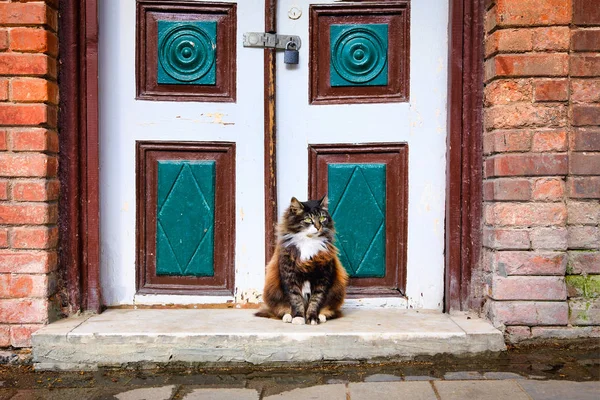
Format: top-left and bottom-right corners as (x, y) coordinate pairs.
(255, 196), (348, 325)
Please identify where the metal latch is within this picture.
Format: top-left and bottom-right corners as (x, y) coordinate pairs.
(243, 32), (302, 50)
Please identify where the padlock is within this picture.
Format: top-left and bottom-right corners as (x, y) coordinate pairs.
(284, 41), (299, 65)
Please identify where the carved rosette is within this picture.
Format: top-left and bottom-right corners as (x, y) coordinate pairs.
(330, 24), (388, 87)
(157, 21), (217, 85)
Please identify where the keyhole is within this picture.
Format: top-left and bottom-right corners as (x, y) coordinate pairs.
(288, 6), (302, 20)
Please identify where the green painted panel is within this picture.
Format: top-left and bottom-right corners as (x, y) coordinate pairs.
(156, 160), (215, 276)
(328, 163), (386, 278)
(330, 24), (388, 87)
(157, 20), (217, 85)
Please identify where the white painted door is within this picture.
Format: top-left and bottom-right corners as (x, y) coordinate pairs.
(99, 0), (266, 305)
(276, 0), (448, 309)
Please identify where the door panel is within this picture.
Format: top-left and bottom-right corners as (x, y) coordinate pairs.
(278, 0), (448, 309)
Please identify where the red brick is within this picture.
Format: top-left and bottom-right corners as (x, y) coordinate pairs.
(0, 298), (49, 323)
(531, 227), (568, 250)
(11, 226), (58, 249)
(532, 178), (564, 201)
(572, 29), (600, 52)
(532, 130), (567, 152)
(568, 251), (600, 274)
(571, 79), (600, 103)
(485, 104), (567, 130)
(568, 226), (600, 249)
(486, 54), (569, 80)
(12, 179), (59, 201)
(0, 229), (7, 248)
(10, 78), (58, 104)
(0, 53), (55, 77)
(573, 105), (600, 127)
(533, 80), (568, 102)
(485, 178), (531, 201)
(483, 227), (531, 250)
(570, 152), (600, 175)
(0, 325), (9, 347)
(495, 251), (567, 275)
(0, 179), (7, 200)
(0, 103), (57, 126)
(485, 6), (499, 34)
(485, 29), (533, 57)
(484, 79), (532, 106)
(567, 201), (600, 225)
(0, 153), (58, 177)
(571, 55), (600, 77)
(486, 153), (568, 177)
(487, 300), (568, 326)
(487, 203), (566, 226)
(0, 273), (49, 298)
(0, 203), (58, 224)
(489, 130), (532, 153)
(0, 250), (57, 273)
(573, 0), (600, 26)
(0, 78), (7, 101)
(10, 129), (58, 152)
(10, 324), (43, 348)
(532, 27), (570, 51)
(568, 177), (600, 199)
(9, 28), (58, 57)
(0, 3), (49, 25)
(0, 130), (6, 150)
(505, 326), (532, 342)
(0, 29), (8, 51)
(495, 0), (572, 26)
(491, 276), (566, 300)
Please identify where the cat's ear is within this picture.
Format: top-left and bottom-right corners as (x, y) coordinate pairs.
(319, 195), (329, 210)
(290, 197), (304, 214)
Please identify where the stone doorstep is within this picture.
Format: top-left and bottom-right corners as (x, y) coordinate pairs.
(31, 308), (506, 370)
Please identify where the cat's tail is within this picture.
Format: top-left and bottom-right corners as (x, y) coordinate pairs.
(254, 306), (273, 319)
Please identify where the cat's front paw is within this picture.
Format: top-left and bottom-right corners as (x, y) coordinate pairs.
(282, 313), (292, 323)
(318, 314), (327, 323)
(291, 316), (306, 325)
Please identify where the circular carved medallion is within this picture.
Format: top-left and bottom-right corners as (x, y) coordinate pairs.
(159, 24), (216, 82)
(331, 27), (387, 84)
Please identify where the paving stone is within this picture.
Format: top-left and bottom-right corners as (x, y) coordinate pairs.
(443, 371), (484, 380)
(349, 382), (437, 400)
(181, 388), (259, 400)
(114, 385), (177, 400)
(517, 380), (600, 400)
(483, 372), (525, 380)
(10, 389), (98, 400)
(263, 384), (347, 400)
(433, 381), (530, 400)
(404, 376), (439, 381)
(326, 379), (349, 384)
(364, 373), (402, 382)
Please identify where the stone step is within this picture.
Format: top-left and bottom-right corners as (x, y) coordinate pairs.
(32, 308), (506, 370)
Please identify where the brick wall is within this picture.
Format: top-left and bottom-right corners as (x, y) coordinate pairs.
(483, 0), (600, 342)
(0, 0), (59, 348)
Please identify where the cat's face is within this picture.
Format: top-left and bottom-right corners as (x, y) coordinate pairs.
(284, 196), (334, 239)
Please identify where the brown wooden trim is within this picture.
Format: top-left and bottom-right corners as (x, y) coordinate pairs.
(136, 141), (236, 296)
(309, 2), (410, 105)
(136, 1), (237, 103)
(308, 143), (408, 297)
(445, 0), (484, 312)
(264, 0), (278, 264)
(58, 0), (102, 313)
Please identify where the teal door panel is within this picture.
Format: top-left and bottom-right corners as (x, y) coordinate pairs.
(156, 160), (215, 276)
(328, 163), (386, 278)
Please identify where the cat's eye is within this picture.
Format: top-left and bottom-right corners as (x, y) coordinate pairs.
(319, 216), (326, 222)
(304, 217), (312, 223)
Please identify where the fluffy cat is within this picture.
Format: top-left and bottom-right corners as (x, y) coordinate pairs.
(255, 196), (348, 325)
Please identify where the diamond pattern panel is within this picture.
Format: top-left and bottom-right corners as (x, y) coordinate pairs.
(328, 163), (386, 278)
(156, 160), (215, 276)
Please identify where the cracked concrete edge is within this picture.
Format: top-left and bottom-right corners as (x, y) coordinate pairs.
(448, 314), (506, 352)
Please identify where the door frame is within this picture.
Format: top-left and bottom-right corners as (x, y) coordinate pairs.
(58, 0), (483, 313)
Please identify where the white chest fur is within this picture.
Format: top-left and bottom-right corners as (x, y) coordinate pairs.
(283, 230), (327, 261)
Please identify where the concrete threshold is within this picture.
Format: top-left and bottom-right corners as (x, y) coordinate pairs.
(32, 308), (506, 370)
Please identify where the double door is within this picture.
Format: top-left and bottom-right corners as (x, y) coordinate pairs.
(98, 0), (448, 309)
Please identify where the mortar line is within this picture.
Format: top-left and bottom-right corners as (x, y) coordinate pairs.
(429, 380), (442, 400)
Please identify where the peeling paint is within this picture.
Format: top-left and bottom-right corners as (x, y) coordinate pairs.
(236, 288), (262, 304)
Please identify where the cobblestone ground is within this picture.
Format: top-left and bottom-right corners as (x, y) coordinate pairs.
(0, 341), (598, 399)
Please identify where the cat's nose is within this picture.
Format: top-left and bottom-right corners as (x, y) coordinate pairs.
(314, 221), (322, 231)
